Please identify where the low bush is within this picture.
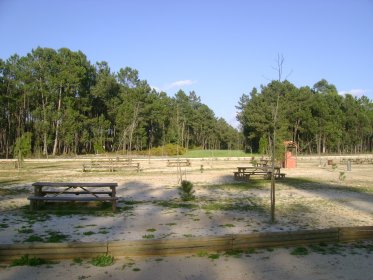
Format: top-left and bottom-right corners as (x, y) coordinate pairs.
(179, 180), (195, 201)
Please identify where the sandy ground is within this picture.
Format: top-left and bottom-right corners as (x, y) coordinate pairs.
(0, 156), (372, 279)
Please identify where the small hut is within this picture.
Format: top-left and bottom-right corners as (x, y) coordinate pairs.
(283, 141), (297, 168)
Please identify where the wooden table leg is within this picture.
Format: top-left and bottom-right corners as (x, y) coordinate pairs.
(111, 186), (117, 212)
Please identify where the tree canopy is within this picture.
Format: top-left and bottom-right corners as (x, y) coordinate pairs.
(0, 47), (241, 158)
(237, 80), (373, 155)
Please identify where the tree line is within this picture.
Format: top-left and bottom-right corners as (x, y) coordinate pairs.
(0, 47), (241, 158)
(237, 79), (373, 155)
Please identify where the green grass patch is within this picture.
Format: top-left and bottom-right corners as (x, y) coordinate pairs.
(245, 248), (258, 255)
(83, 231), (95, 236)
(132, 268), (141, 272)
(196, 251), (208, 257)
(23, 202), (117, 217)
(11, 255), (50, 266)
(23, 231), (69, 243)
(202, 200), (265, 212)
(156, 201), (198, 209)
(0, 186), (30, 196)
(17, 227), (34, 234)
(182, 149), (252, 158)
(45, 231), (69, 243)
(282, 178), (373, 194)
(290, 246), (309, 256)
(73, 257), (83, 265)
(0, 223), (9, 228)
(90, 255), (114, 267)
(225, 249), (244, 257)
(146, 228), (157, 232)
(219, 224), (235, 228)
(24, 235), (44, 242)
(142, 234), (155, 239)
(208, 253), (220, 260)
(204, 181), (266, 191)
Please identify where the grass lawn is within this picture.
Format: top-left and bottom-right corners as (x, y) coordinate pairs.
(182, 149), (256, 158)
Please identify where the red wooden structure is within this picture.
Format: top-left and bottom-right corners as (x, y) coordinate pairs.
(283, 141), (297, 168)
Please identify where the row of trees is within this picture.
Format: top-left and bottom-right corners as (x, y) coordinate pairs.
(237, 79), (373, 155)
(0, 47), (241, 158)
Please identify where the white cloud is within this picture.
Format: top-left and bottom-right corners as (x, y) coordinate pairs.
(339, 89), (367, 97)
(165, 80), (197, 90)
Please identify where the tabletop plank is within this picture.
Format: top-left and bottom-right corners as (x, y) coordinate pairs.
(32, 182), (118, 188)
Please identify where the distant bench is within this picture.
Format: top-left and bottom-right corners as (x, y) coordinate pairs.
(339, 158), (373, 165)
(167, 159), (191, 167)
(83, 159), (140, 172)
(28, 182), (118, 212)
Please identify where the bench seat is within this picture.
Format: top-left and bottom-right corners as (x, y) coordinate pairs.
(167, 160), (191, 167)
(28, 196), (117, 202)
(41, 191), (113, 195)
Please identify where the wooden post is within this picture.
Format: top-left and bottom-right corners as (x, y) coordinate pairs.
(111, 186), (117, 212)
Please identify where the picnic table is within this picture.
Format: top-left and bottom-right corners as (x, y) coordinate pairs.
(167, 159), (191, 167)
(255, 159), (270, 167)
(234, 166), (285, 181)
(82, 158), (140, 172)
(28, 182), (118, 212)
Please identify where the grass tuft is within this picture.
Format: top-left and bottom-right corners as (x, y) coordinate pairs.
(90, 255), (114, 267)
(11, 255), (49, 266)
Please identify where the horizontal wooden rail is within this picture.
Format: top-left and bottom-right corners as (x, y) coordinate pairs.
(0, 226), (372, 261)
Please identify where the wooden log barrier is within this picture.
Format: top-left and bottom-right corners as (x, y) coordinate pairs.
(0, 227), (372, 261)
(108, 235), (232, 256)
(0, 242), (107, 261)
(339, 226), (373, 242)
(231, 228), (339, 249)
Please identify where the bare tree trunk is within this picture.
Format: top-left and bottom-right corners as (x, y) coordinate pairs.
(128, 103), (140, 154)
(52, 87), (62, 156)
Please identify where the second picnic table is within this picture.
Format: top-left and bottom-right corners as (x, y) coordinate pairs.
(234, 166), (284, 181)
(28, 182), (118, 212)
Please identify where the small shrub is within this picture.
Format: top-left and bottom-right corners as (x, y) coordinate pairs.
(339, 172), (346, 181)
(179, 180), (195, 201)
(90, 255), (114, 267)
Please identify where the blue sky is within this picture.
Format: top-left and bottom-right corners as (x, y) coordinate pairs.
(1, 0), (372, 126)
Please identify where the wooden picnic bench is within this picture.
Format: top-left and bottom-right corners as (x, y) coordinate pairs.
(234, 166), (285, 181)
(167, 159), (191, 167)
(28, 182), (118, 212)
(82, 158), (140, 172)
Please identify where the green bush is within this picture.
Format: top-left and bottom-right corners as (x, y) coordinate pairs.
(179, 180), (195, 201)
